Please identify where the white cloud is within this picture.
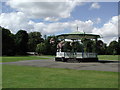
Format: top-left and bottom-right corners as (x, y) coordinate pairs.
(92, 16), (118, 37)
(44, 17), (59, 21)
(33, 20), (94, 35)
(90, 2), (100, 9)
(72, 20), (94, 33)
(0, 11), (94, 34)
(92, 16), (118, 44)
(0, 12), (34, 33)
(0, 11), (118, 44)
(6, 0), (82, 21)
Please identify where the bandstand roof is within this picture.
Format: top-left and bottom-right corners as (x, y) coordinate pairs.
(57, 31), (100, 40)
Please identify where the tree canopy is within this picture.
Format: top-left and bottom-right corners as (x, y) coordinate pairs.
(1, 26), (119, 56)
(28, 32), (44, 52)
(15, 30), (28, 55)
(36, 43), (46, 55)
(2, 28), (15, 55)
(106, 41), (118, 55)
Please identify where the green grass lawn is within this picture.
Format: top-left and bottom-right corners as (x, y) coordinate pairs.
(2, 65), (118, 88)
(1, 55), (119, 63)
(1, 56), (51, 62)
(98, 55), (119, 61)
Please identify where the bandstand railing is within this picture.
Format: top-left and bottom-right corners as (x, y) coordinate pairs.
(56, 52), (97, 58)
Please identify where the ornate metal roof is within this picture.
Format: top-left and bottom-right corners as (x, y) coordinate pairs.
(57, 31), (100, 39)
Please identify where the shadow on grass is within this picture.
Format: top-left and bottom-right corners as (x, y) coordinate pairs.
(98, 60), (120, 63)
(64, 59), (120, 63)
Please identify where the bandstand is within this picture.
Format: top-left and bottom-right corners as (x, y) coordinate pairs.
(55, 31), (100, 62)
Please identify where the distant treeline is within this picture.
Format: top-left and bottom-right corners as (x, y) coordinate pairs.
(1, 26), (120, 56)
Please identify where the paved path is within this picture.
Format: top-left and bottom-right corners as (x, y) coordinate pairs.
(2, 59), (119, 72)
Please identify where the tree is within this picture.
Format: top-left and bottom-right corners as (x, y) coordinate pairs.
(44, 36), (58, 55)
(81, 39), (94, 53)
(15, 30), (28, 55)
(96, 40), (107, 55)
(63, 42), (72, 52)
(107, 41), (118, 55)
(2, 27), (15, 56)
(36, 43), (46, 55)
(28, 32), (44, 52)
(63, 41), (83, 52)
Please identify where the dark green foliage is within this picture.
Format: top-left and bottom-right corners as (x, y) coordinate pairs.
(15, 30), (28, 55)
(63, 42), (72, 52)
(81, 39), (95, 53)
(80, 39), (107, 55)
(2, 27), (15, 56)
(75, 42), (84, 52)
(106, 41), (118, 55)
(63, 41), (83, 52)
(44, 36), (57, 55)
(1, 27), (119, 55)
(36, 43), (46, 55)
(96, 40), (107, 55)
(28, 32), (44, 52)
